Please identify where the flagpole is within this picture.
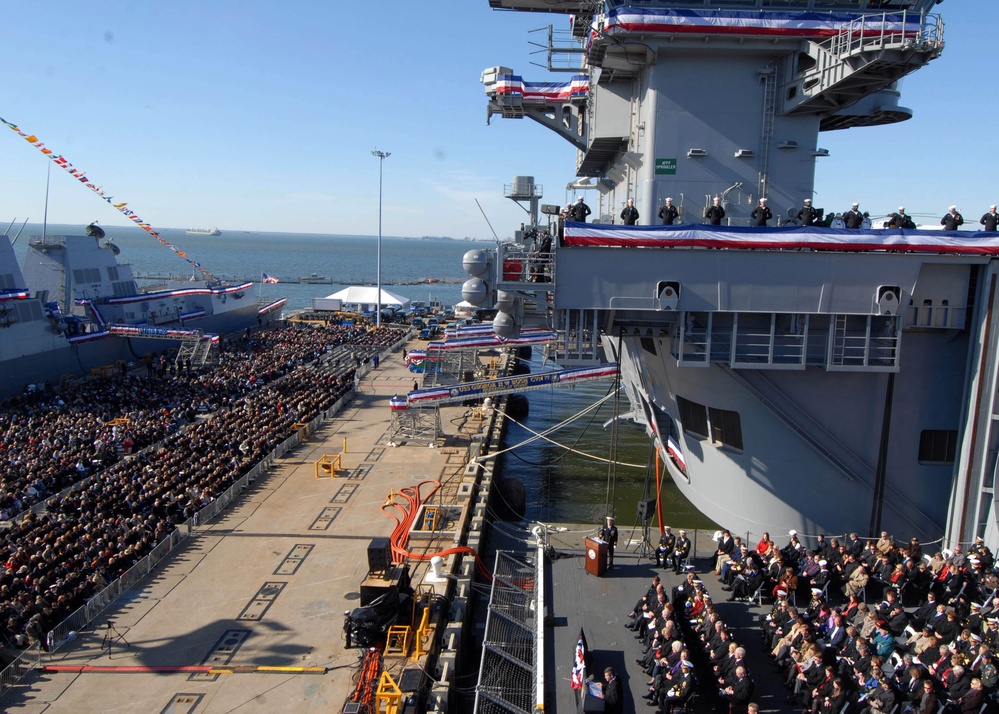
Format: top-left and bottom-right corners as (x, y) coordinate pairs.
(371, 149), (390, 329)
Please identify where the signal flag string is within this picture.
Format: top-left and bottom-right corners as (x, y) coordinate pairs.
(0, 116), (221, 282)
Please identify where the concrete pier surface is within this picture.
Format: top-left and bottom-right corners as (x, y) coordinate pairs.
(4, 341), (494, 713)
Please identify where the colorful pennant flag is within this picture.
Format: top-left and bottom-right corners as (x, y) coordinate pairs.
(0, 116), (220, 282)
(261, 273), (279, 284)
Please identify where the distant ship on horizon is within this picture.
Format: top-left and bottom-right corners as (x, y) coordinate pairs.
(187, 227), (222, 236)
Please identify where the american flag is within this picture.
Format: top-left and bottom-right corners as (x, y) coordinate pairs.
(570, 629), (588, 690)
(667, 435), (687, 474)
(261, 273), (279, 284)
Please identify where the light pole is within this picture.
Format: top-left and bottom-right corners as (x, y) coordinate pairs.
(371, 149), (390, 328)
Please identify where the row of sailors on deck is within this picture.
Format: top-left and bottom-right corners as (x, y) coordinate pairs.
(571, 194), (999, 230)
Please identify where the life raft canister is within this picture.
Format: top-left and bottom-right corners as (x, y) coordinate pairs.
(502, 258), (523, 281)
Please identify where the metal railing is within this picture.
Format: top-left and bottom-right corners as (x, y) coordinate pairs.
(783, 10), (944, 112)
(473, 551), (540, 714)
(823, 11), (943, 59)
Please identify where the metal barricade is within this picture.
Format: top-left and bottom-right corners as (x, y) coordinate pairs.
(0, 645), (41, 697)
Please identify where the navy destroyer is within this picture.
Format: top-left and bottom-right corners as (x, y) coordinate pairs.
(0, 226), (284, 398)
(461, 1), (999, 548)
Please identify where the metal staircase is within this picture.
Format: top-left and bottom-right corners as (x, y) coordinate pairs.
(548, 308), (603, 366)
(175, 333), (215, 367)
(781, 12), (944, 126)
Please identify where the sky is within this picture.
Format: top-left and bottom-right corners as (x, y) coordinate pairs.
(0, 1), (992, 240)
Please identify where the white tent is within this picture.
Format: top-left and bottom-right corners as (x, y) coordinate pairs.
(325, 286), (410, 313)
(454, 301), (475, 317)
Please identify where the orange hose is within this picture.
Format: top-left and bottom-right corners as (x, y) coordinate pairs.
(381, 480), (493, 581)
(656, 448), (664, 534)
(350, 647), (382, 705)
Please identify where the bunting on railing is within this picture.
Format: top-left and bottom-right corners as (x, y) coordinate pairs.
(603, 8), (923, 39)
(0, 116), (220, 282)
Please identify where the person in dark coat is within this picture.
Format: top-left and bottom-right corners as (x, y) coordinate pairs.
(796, 198), (820, 226)
(599, 516), (619, 567)
(860, 677), (897, 714)
(620, 198), (640, 225)
(722, 665), (755, 714)
(913, 678), (937, 714)
(705, 196), (725, 225)
(890, 206), (916, 229)
(981, 205), (999, 232)
(955, 677), (984, 713)
(570, 196), (591, 223)
(843, 202), (864, 229)
(656, 526), (676, 568)
(599, 666), (623, 714)
(658, 197), (679, 225)
(815, 677), (847, 714)
(751, 198), (772, 227)
(941, 205), (964, 230)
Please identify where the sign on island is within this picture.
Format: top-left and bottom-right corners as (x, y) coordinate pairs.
(654, 158), (677, 175)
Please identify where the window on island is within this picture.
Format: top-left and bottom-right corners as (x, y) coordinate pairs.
(918, 430), (958, 464)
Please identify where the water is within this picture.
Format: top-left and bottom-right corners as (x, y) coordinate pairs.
(11, 223), (484, 313)
(506, 351), (717, 531)
(8, 221), (715, 530)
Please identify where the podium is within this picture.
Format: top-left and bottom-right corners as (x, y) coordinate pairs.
(581, 680), (605, 712)
(584, 537), (607, 577)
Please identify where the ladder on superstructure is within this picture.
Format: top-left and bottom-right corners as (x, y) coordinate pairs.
(758, 64), (777, 201)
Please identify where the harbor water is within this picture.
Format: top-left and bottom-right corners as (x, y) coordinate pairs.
(505, 349), (717, 531)
(10, 222), (715, 530)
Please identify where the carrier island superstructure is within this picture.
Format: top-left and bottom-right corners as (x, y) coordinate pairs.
(461, 0), (999, 549)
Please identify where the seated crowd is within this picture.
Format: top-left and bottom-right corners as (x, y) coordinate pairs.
(0, 322), (402, 654)
(712, 527), (998, 713)
(625, 568), (757, 713)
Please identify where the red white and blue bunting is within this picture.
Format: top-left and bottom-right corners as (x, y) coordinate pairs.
(492, 74), (589, 103)
(563, 223), (999, 256)
(603, 8), (922, 39)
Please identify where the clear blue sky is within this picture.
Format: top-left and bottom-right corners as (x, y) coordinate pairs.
(0, 1), (991, 238)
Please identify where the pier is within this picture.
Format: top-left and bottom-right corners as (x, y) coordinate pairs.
(2, 336), (509, 712)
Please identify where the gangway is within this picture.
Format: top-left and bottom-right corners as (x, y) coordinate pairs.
(407, 363), (618, 407)
(105, 324), (219, 367)
(426, 328), (556, 353)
